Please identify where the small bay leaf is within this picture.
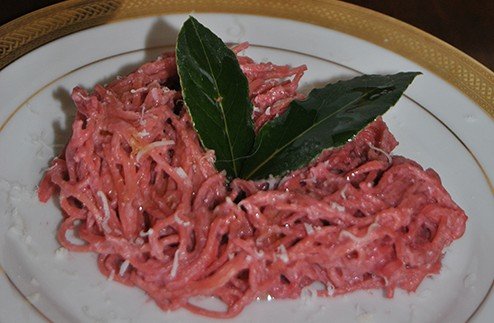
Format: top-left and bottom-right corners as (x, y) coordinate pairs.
(176, 17), (255, 178)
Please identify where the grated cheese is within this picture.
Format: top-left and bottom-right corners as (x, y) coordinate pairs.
(136, 140), (175, 162)
(76, 92), (90, 101)
(119, 259), (130, 276)
(174, 214), (191, 227)
(300, 286), (317, 304)
(6, 207), (26, 238)
(339, 222), (379, 244)
(139, 228), (154, 237)
(301, 282), (324, 304)
(130, 87), (147, 94)
(340, 185), (348, 200)
(108, 270), (115, 281)
(254, 249), (265, 259)
(463, 273), (476, 289)
(97, 191), (111, 233)
(303, 223), (315, 235)
(137, 130), (150, 138)
(265, 174), (280, 190)
(330, 202), (346, 212)
(55, 247), (68, 259)
(170, 250), (180, 278)
(135, 237), (144, 245)
(139, 105), (146, 125)
(368, 142), (392, 164)
(327, 283), (335, 296)
(174, 167), (188, 179)
(276, 244), (289, 263)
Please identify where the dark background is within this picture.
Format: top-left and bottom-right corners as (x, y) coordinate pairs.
(1, 0), (493, 71)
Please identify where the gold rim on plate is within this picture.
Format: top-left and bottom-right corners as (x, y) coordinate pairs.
(0, 0), (493, 118)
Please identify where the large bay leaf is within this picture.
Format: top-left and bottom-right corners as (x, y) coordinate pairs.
(240, 72), (420, 180)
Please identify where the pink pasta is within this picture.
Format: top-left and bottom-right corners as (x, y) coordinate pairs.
(38, 45), (467, 318)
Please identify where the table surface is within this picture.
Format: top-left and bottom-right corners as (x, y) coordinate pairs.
(1, 0), (493, 71)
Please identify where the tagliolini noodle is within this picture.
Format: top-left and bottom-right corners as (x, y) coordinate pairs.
(38, 44), (467, 318)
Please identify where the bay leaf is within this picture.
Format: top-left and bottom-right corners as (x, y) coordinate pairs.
(176, 17), (255, 178)
(240, 72), (420, 180)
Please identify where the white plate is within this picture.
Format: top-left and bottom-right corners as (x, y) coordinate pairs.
(0, 8), (493, 323)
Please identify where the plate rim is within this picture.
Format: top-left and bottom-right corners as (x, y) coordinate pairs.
(0, 0), (493, 118)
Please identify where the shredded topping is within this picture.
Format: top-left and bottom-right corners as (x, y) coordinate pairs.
(170, 250), (180, 278)
(97, 191), (111, 232)
(369, 142), (393, 164)
(304, 222), (315, 235)
(136, 140), (175, 162)
(119, 260), (130, 276)
(276, 244), (289, 264)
